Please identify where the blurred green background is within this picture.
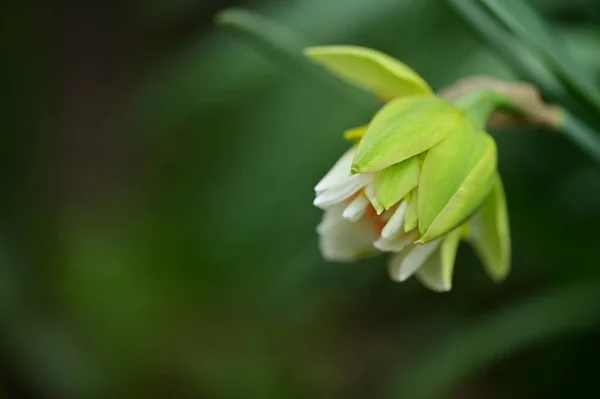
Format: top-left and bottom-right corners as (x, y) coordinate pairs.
(3, 0), (600, 398)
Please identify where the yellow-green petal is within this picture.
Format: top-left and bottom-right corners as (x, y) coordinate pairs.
(373, 157), (420, 210)
(352, 95), (462, 173)
(304, 45), (431, 100)
(468, 174), (511, 281)
(416, 226), (463, 292)
(404, 189), (418, 232)
(418, 119), (497, 243)
(343, 125), (367, 144)
(364, 183), (384, 214)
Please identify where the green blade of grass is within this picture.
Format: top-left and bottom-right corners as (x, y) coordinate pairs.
(449, 0), (565, 99)
(481, 0), (600, 113)
(216, 8), (378, 111)
(561, 109), (600, 162)
(450, 0), (600, 165)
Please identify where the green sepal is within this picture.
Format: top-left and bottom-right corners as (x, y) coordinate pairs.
(304, 45), (431, 100)
(373, 157), (420, 210)
(468, 174), (511, 281)
(416, 226), (463, 292)
(352, 95), (462, 173)
(418, 119), (497, 243)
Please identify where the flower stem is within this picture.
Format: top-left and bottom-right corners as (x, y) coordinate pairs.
(453, 89), (513, 129)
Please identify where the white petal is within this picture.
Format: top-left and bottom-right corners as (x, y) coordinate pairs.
(381, 201), (409, 239)
(388, 239), (440, 282)
(315, 147), (355, 192)
(342, 195), (370, 221)
(364, 182), (384, 214)
(416, 250), (452, 292)
(416, 226), (462, 291)
(374, 230), (417, 252)
(316, 204), (344, 234)
(313, 175), (370, 209)
(317, 205), (379, 262)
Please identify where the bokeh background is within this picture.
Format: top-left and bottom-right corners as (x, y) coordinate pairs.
(3, 0), (600, 398)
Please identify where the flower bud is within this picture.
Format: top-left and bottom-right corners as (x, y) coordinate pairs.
(307, 45), (513, 291)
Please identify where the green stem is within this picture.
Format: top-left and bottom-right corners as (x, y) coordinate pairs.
(454, 89), (514, 128)
(455, 89), (600, 165)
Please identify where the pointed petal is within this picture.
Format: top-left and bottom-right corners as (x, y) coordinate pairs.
(418, 119), (497, 243)
(468, 175), (511, 281)
(388, 239), (440, 282)
(304, 45), (431, 100)
(313, 176), (370, 209)
(352, 95), (463, 173)
(315, 147), (355, 192)
(314, 147), (371, 209)
(364, 182), (384, 214)
(374, 230), (418, 252)
(416, 227), (462, 292)
(381, 201), (409, 239)
(342, 195), (370, 222)
(374, 156), (420, 210)
(404, 189), (418, 232)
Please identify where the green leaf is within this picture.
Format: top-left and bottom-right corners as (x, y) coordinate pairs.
(481, 0), (600, 113)
(404, 190), (418, 232)
(561, 110), (600, 163)
(468, 174), (510, 281)
(416, 226), (463, 292)
(449, 0), (566, 101)
(352, 95), (462, 173)
(305, 45), (432, 100)
(418, 119), (497, 243)
(373, 157), (420, 210)
(216, 9), (378, 111)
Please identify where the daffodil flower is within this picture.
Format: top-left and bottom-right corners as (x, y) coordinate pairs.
(308, 46), (510, 292)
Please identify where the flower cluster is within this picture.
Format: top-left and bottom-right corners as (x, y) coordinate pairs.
(308, 46), (510, 292)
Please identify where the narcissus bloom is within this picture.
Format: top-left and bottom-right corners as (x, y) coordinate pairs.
(308, 46), (510, 292)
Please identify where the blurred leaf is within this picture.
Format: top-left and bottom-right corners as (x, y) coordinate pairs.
(451, 0), (600, 164)
(481, 0), (600, 112)
(560, 27), (600, 73)
(561, 109), (600, 161)
(216, 8), (377, 110)
(383, 279), (600, 399)
(449, 0), (566, 98)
